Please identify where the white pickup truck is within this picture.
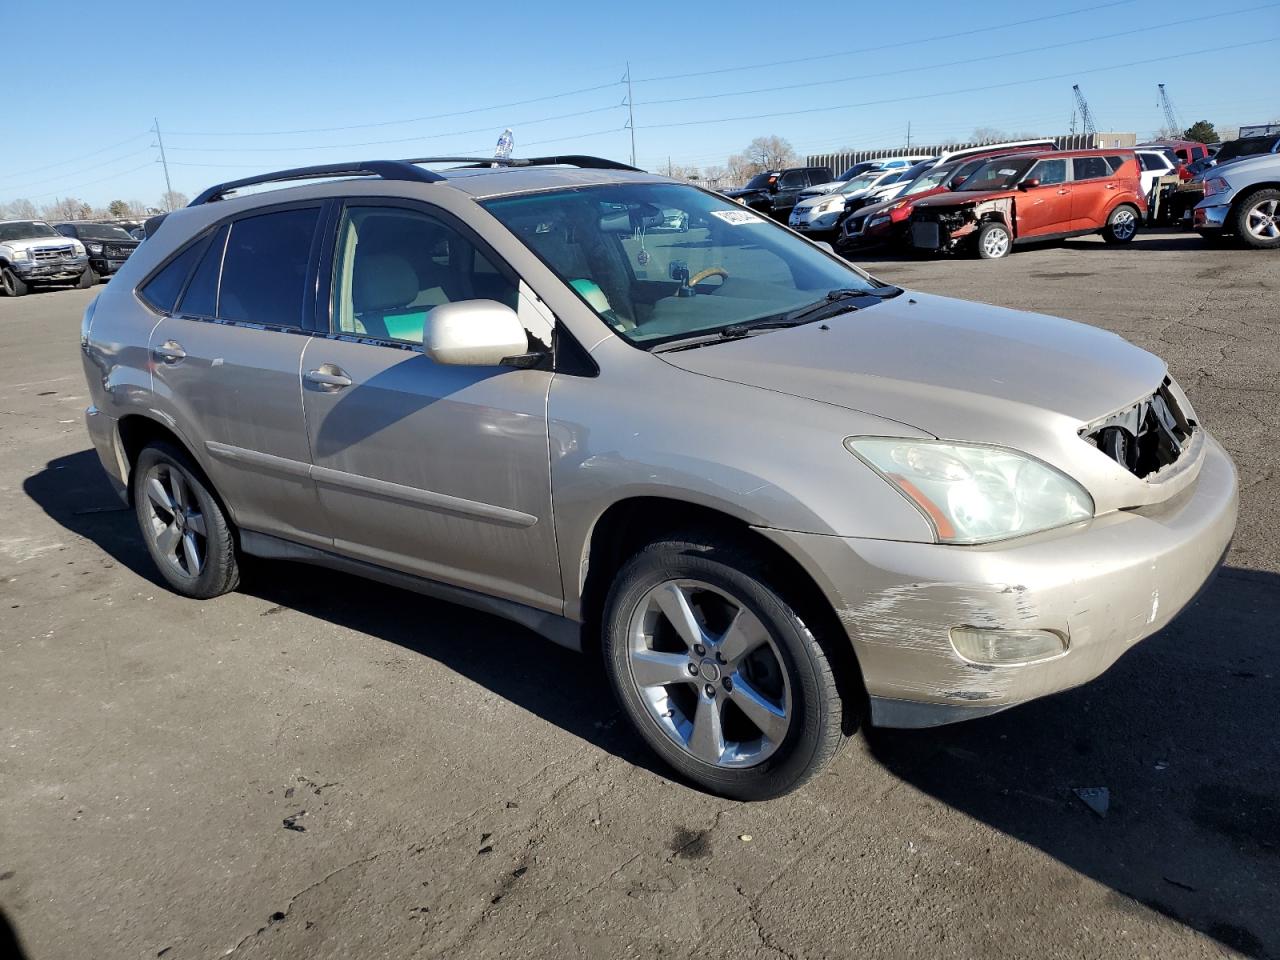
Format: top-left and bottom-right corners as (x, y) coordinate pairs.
(0, 219), (90, 296)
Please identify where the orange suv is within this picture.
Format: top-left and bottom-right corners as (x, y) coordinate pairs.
(908, 150), (1147, 259)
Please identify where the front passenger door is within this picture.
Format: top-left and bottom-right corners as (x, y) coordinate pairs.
(1016, 158), (1072, 237)
(299, 201), (562, 612)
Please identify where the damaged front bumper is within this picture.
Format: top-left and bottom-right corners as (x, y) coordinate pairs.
(760, 432), (1238, 728)
(909, 210), (980, 252)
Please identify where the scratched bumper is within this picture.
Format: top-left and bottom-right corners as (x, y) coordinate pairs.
(760, 432), (1238, 727)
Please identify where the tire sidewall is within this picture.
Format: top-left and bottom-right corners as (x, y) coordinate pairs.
(602, 542), (837, 800)
(976, 222), (1012, 259)
(132, 443), (237, 599)
(1235, 189), (1280, 249)
(1105, 205), (1139, 243)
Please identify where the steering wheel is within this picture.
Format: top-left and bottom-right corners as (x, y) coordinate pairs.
(688, 266), (729, 286)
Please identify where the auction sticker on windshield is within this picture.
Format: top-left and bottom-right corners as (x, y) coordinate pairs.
(711, 209), (766, 226)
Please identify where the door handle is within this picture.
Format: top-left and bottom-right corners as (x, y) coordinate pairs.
(305, 365), (352, 390)
(1105, 183), (1118, 189)
(153, 340), (186, 363)
(1056, 188), (1071, 195)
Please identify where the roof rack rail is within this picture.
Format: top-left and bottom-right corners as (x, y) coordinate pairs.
(188, 160), (446, 206)
(402, 155), (643, 172)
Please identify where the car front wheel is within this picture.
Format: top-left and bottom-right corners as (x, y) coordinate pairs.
(1103, 205), (1140, 244)
(975, 221), (1013, 259)
(1235, 188), (1280, 249)
(1, 266), (28, 297)
(602, 534), (847, 800)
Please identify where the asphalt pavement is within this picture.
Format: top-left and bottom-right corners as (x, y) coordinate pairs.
(1, 229), (1276, 959)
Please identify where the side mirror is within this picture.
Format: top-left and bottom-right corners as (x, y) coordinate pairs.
(951, 176), (967, 187)
(1019, 178), (1041, 190)
(814, 240), (835, 255)
(425, 300), (530, 367)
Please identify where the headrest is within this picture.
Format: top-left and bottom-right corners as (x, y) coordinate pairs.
(352, 253), (418, 313)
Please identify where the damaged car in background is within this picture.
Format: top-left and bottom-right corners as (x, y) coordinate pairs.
(909, 149), (1147, 258)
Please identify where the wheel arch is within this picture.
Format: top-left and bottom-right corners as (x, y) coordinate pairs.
(576, 495), (866, 726)
(1227, 181), (1280, 220)
(116, 414), (229, 513)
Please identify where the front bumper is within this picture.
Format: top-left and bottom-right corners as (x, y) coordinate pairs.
(13, 254), (88, 280)
(761, 432), (1238, 727)
(88, 255), (130, 275)
(790, 210), (842, 232)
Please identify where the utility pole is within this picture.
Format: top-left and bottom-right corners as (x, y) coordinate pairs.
(153, 117), (174, 208)
(624, 63), (637, 168)
(906, 121), (911, 152)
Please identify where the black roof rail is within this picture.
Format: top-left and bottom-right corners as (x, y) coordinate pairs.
(188, 160), (446, 206)
(402, 154), (644, 172)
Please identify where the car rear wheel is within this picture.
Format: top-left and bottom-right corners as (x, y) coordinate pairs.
(132, 442), (240, 600)
(1234, 189), (1280, 249)
(975, 222), (1012, 259)
(1, 267), (28, 297)
(1103, 205), (1140, 244)
(602, 534), (847, 800)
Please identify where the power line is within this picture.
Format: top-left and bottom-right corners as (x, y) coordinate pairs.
(165, 80), (622, 137)
(163, 102), (625, 154)
(0, 147), (155, 194)
(636, 5), (1276, 108)
(0, 132), (151, 183)
(23, 162), (157, 202)
(632, 0), (1141, 83)
(637, 38), (1280, 132)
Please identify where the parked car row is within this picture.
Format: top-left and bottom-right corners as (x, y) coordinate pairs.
(0, 218), (142, 296)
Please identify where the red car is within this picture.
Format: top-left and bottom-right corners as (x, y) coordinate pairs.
(908, 149), (1147, 259)
(1140, 139), (1210, 181)
(837, 142), (1056, 251)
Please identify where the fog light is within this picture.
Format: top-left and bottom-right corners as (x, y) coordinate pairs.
(949, 626), (1067, 665)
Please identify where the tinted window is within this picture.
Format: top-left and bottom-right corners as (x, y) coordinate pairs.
(217, 208), (318, 326)
(1073, 157), (1111, 180)
(331, 206), (519, 345)
(779, 171), (807, 188)
(177, 225), (226, 317)
(140, 237), (209, 313)
(1029, 158), (1068, 185)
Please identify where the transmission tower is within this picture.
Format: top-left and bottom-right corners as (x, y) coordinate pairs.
(1072, 84), (1098, 138)
(1158, 83), (1182, 135)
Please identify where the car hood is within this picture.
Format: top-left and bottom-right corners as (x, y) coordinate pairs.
(658, 291), (1171, 506)
(723, 187), (765, 199)
(0, 235), (79, 252)
(914, 189), (1014, 209)
(795, 193), (846, 210)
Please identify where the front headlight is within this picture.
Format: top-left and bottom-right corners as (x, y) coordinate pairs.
(1203, 177), (1230, 198)
(86, 242), (104, 254)
(11, 247), (32, 261)
(868, 215), (891, 227)
(846, 438), (1094, 544)
(72, 241), (86, 255)
(815, 198), (844, 214)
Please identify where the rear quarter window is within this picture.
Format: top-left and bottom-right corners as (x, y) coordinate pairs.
(139, 235), (210, 314)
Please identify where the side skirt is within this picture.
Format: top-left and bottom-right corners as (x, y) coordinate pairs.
(239, 530), (583, 652)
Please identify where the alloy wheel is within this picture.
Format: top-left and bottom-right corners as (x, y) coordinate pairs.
(1245, 198), (1279, 242)
(1111, 209), (1137, 240)
(625, 579), (791, 768)
(982, 228), (1010, 258)
(141, 462), (208, 578)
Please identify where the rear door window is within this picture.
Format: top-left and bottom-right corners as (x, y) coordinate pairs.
(1072, 157), (1111, 181)
(217, 208), (320, 327)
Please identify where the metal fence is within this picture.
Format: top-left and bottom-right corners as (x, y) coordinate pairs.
(806, 133), (1137, 173)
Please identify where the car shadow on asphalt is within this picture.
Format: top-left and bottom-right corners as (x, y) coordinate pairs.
(23, 449), (1280, 958)
(21, 449), (667, 779)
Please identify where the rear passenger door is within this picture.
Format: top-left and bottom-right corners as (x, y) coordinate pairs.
(145, 203), (328, 547)
(297, 200), (562, 612)
(1069, 156), (1119, 229)
(1015, 158), (1072, 237)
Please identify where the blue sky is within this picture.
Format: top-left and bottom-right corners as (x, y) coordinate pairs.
(3, 0), (1277, 208)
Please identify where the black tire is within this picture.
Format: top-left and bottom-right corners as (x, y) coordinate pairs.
(1102, 204), (1140, 244)
(975, 221), (1012, 259)
(77, 268), (97, 289)
(602, 534), (848, 800)
(132, 442), (240, 599)
(1232, 188), (1280, 250)
(1, 266), (28, 297)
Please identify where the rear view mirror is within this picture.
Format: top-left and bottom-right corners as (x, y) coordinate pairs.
(598, 202), (663, 232)
(1019, 178), (1041, 190)
(426, 300), (529, 366)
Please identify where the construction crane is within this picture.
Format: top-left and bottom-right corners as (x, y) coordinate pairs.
(1158, 83), (1182, 136)
(1072, 84), (1098, 139)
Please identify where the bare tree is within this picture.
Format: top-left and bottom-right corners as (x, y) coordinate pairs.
(725, 152), (758, 187)
(42, 197), (92, 222)
(701, 165), (729, 189)
(744, 135), (796, 171)
(160, 190), (189, 212)
(1, 198), (39, 219)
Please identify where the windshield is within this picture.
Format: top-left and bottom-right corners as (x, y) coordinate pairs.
(838, 174), (883, 194)
(483, 183), (883, 348)
(71, 223), (135, 241)
(838, 163), (875, 179)
(744, 172), (775, 189)
(0, 221), (60, 242)
(1216, 136), (1275, 162)
(957, 157), (1036, 191)
(902, 166), (954, 197)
